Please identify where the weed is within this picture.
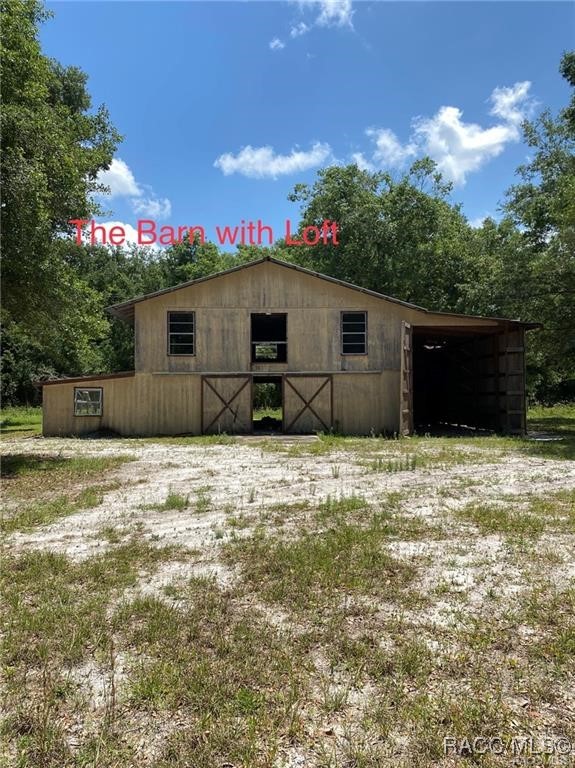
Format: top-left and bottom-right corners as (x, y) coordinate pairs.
(370, 454), (417, 472)
(164, 490), (189, 511)
(319, 494), (367, 517)
(195, 486), (212, 514)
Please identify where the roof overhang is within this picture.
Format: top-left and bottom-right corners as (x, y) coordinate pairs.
(35, 371), (135, 387)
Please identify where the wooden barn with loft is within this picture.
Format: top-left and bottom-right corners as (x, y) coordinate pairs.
(39, 257), (537, 437)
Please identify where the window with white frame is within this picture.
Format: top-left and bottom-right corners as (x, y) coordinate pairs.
(168, 311), (195, 355)
(74, 387), (103, 416)
(341, 311), (367, 354)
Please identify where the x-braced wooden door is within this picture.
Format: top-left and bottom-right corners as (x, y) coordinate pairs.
(201, 375), (252, 434)
(284, 375), (333, 434)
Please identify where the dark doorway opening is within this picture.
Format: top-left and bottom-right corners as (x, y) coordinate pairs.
(252, 376), (283, 433)
(251, 314), (287, 363)
(412, 327), (502, 435)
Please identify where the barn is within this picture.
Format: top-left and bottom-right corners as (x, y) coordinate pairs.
(39, 257), (537, 437)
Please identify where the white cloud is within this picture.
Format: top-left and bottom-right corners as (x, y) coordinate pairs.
(131, 196), (172, 219)
(489, 81), (532, 125)
(350, 151), (375, 172)
(96, 157), (173, 220)
(359, 81), (534, 185)
(273, 0), (353, 48)
(413, 107), (516, 184)
(367, 128), (417, 167)
(290, 21), (310, 37)
(214, 142), (332, 179)
(97, 158), (141, 197)
(313, 0), (354, 28)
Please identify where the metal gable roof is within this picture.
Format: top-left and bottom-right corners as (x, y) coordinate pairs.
(106, 255), (538, 328)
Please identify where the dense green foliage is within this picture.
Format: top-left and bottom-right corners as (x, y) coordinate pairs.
(1, 0), (119, 401)
(1, 2), (573, 404)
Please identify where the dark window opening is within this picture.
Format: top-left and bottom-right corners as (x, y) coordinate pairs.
(252, 376), (283, 433)
(342, 311), (367, 354)
(251, 314), (287, 363)
(168, 311), (195, 355)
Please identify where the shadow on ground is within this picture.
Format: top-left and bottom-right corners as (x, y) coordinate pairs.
(1, 454), (70, 478)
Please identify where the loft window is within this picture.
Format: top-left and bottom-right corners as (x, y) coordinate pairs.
(168, 311), (195, 355)
(341, 311), (367, 354)
(74, 387), (103, 416)
(251, 314), (287, 363)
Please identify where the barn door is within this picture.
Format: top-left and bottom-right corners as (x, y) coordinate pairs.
(284, 375), (333, 434)
(499, 326), (526, 435)
(400, 322), (413, 435)
(202, 375), (252, 434)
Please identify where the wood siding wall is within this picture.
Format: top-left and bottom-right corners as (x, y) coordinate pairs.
(134, 262), (500, 375)
(43, 374), (201, 436)
(42, 371), (401, 437)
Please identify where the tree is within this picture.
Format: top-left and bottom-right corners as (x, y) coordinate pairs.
(1, 0), (122, 400)
(502, 50), (575, 400)
(286, 159), (472, 311)
(1, 0), (120, 339)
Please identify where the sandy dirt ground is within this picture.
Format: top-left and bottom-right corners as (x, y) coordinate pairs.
(4, 435), (574, 592)
(4, 437), (573, 549)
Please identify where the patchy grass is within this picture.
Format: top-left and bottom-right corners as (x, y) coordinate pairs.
(1, 453), (134, 500)
(1, 541), (183, 669)
(456, 502), (545, 538)
(525, 488), (575, 531)
(194, 486), (213, 514)
(370, 454), (417, 472)
(140, 487), (214, 514)
(0, 482), (120, 533)
(0, 405), (42, 437)
(1, 549), (305, 768)
(254, 402), (575, 462)
(318, 493), (368, 516)
(117, 580), (306, 766)
(1, 542), (191, 768)
(528, 402), (575, 433)
(520, 583), (575, 669)
(456, 488), (575, 540)
(523, 402), (575, 460)
(128, 433), (237, 446)
(1, 453), (135, 533)
(224, 512), (418, 613)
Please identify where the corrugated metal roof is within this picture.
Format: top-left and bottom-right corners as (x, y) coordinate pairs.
(36, 371), (135, 387)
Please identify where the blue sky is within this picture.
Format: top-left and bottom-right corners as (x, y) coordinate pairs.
(42, 1), (574, 247)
